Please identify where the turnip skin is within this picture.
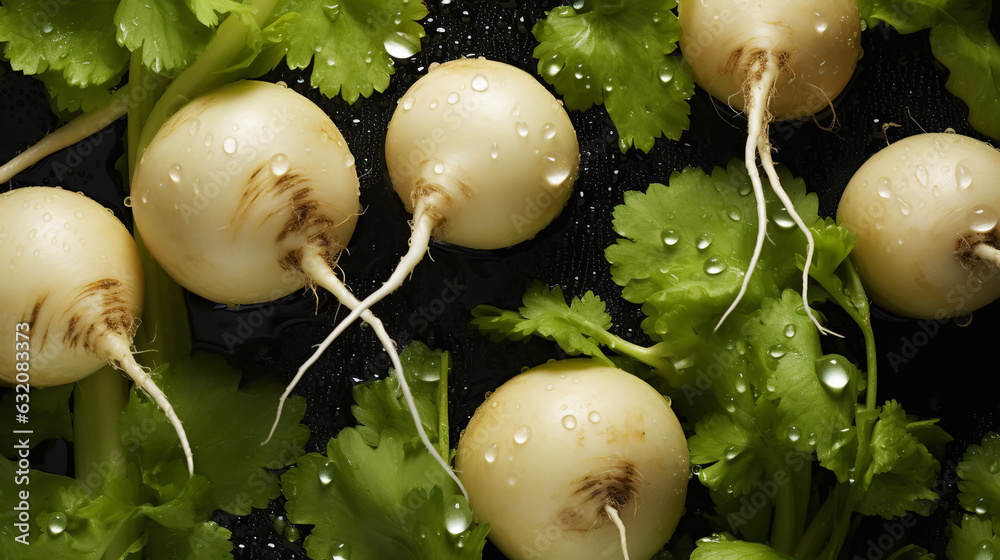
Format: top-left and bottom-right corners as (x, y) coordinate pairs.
(0, 187), (194, 475)
(0, 187), (144, 387)
(131, 80), (361, 306)
(838, 133), (1000, 319)
(679, 0), (861, 121)
(455, 360), (688, 560)
(385, 57), (579, 250)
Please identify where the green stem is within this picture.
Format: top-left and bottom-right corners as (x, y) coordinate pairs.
(136, 0), (281, 158)
(73, 367), (138, 560)
(592, 329), (674, 375)
(437, 352), (451, 460)
(794, 492), (837, 559)
(125, 55), (167, 187)
(769, 465), (798, 555)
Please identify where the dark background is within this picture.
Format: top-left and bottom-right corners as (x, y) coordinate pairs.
(2, 1), (999, 557)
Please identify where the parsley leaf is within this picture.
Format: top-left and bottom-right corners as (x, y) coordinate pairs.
(948, 514), (1000, 559)
(691, 534), (798, 559)
(114, 0), (213, 75)
(605, 159), (817, 347)
(270, 0), (428, 103)
(956, 431), (1000, 516)
(532, 0), (695, 152)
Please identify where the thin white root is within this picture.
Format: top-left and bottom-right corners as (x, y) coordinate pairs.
(104, 337), (194, 477)
(716, 53), (780, 332)
(757, 139), (842, 338)
(604, 504), (630, 560)
(974, 243), (1000, 268)
(281, 249), (469, 500)
(0, 87), (129, 184)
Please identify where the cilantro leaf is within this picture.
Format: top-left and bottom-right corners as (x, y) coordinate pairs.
(352, 341), (446, 446)
(121, 352), (309, 516)
(270, 0), (428, 103)
(605, 159), (818, 346)
(857, 401), (942, 518)
(691, 534), (798, 559)
(115, 0), (213, 75)
(284, 429), (486, 560)
(0, 0), (127, 87)
(956, 431), (1000, 516)
(471, 281), (616, 365)
(532, 0), (695, 152)
(948, 514), (1000, 559)
(688, 411), (772, 496)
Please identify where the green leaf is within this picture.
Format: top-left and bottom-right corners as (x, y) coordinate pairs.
(352, 342), (446, 446)
(605, 159), (818, 347)
(691, 533), (798, 559)
(0, 384), (73, 452)
(0, 0), (128, 87)
(115, 0), (213, 75)
(471, 281), (617, 365)
(948, 514), (1000, 559)
(931, 20), (1000, 140)
(688, 411), (771, 496)
(283, 429), (486, 560)
(145, 521), (233, 560)
(184, 0), (255, 27)
(270, 0), (428, 103)
(532, 0), (695, 152)
(121, 352), (309, 516)
(857, 401), (941, 518)
(957, 432), (1000, 516)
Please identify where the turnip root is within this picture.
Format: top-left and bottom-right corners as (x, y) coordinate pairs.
(838, 132), (1000, 319)
(455, 359), (688, 560)
(678, 0), (862, 333)
(0, 186), (194, 475)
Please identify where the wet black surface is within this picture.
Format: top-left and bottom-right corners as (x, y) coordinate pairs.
(2, 1), (1000, 558)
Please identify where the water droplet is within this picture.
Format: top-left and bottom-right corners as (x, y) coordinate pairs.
(974, 497), (992, 515)
(696, 233), (713, 250)
(444, 495), (473, 534)
(513, 425), (532, 444)
(543, 156), (571, 187)
(816, 356), (852, 396)
(433, 161), (445, 174)
(724, 446), (739, 460)
(471, 73), (489, 92)
(401, 95), (415, 110)
(284, 525), (300, 542)
(975, 538), (995, 560)
(429, 98), (439, 110)
(223, 137), (238, 154)
(562, 415), (577, 429)
(545, 384), (554, 391)
(41, 22), (54, 33)
(123, 197), (132, 208)
(784, 324), (797, 338)
(658, 67), (674, 83)
(344, 153), (355, 168)
(588, 411), (601, 423)
(772, 207), (795, 228)
(955, 313), (973, 327)
(956, 162), (974, 189)
(331, 542), (352, 560)
(447, 92), (460, 104)
(515, 122), (529, 137)
(510, 103), (521, 116)
(915, 164), (929, 187)
(897, 197), (912, 216)
(727, 206), (742, 221)
(876, 177), (892, 199)
(769, 344), (787, 359)
(541, 123), (557, 140)
(703, 257), (727, 275)
(661, 229), (679, 247)
(383, 30), (420, 58)
(41, 212), (52, 222)
(969, 207), (998, 233)
(47, 512), (67, 535)
(318, 463), (334, 485)
(188, 119), (200, 135)
(543, 56), (562, 78)
(814, 11), (829, 33)
(786, 426), (802, 442)
(484, 443), (498, 463)
(489, 143), (499, 160)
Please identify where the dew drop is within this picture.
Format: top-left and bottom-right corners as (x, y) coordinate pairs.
(703, 257), (727, 275)
(786, 426), (802, 442)
(876, 177), (892, 199)
(897, 197), (912, 216)
(957, 162), (974, 189)
(588, 411), (601, 423)
(188, 119), (200, 135)
(545, 384), (554, 391)
(724, 446), (739, 460)
(784, 324), (797, 338)
(814, 12), (829, 33)
(769, 344), (787, 359)
(543, 156), (571, 187)
(318, 463), (334, 485)
(772, 207), (795, 228)
(223, 137), (238, 154)
(204, 133), (213, 147)
(429, 98), (439, 110)
(484, 443), (498, 463)
(974, 497), (992, 515)
(975, 539), (995, 560)
(915, 164), (929, 187)
(513, 425), (532, 444)
(969, 207), (998, 233)
(383, 30), (420, 58)
(661, 229), (679, 247)
(47, 512), (67, 535)
(265, 153), (289, 177)
(954, 313), (973, 327)
(541, 123), (557, 140)
(433, 161), (446, 174)
(816, 356), (851, 396)
(444, 495), (473, 534)
(727, 206), (742, 221)
(696, 233), (713, 250)
(562, 414), (577, 429)
(471, 72), (489, 92)
(515, 122), (529, 137)
(447, 92), (460, 104)
(401, 95), (415, 110)
(489, 142), (499, 160)
(658, 67), (674, 83)
(510, 103), (521, 116)
(332, 542), (352, 560)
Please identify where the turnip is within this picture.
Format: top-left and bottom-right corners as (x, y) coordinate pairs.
(127, 79), (465, 492)
(281, 57), (580, 438)
(837, 132), (1000, 319)
(0, 186), (194, 475)
(455, 359), (689, 560)
(678, 0), (862, 333)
